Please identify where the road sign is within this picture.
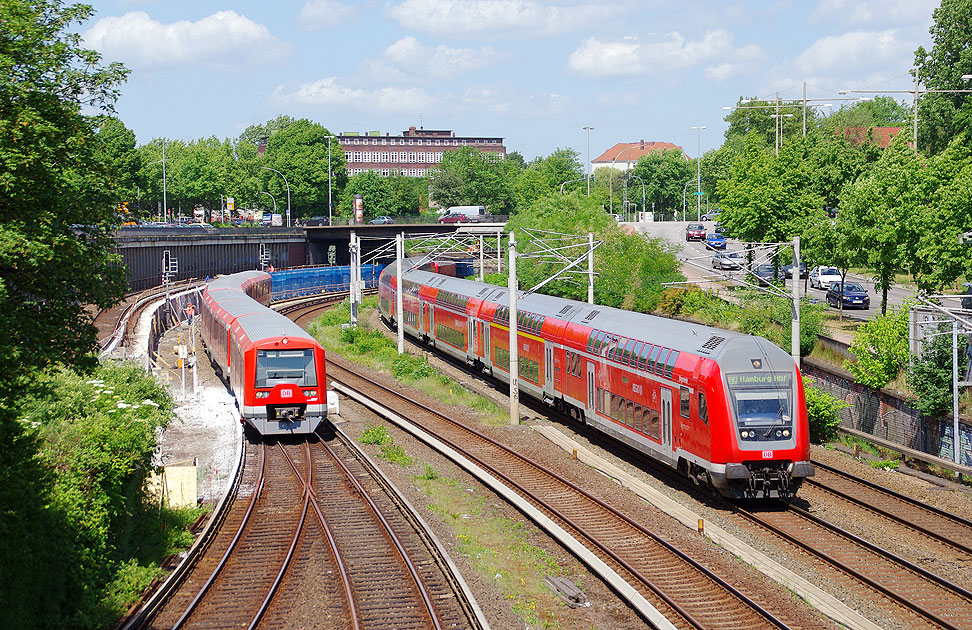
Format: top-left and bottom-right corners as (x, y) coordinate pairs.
(693, 192), (704, 196)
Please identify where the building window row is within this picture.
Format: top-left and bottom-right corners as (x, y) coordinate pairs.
(347, 151), (443, 164)
(341, 137), (500, 147)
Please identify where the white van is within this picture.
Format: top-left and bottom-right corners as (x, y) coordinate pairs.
(443, 205), (487, 222)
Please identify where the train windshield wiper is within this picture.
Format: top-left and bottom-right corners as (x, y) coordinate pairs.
(763, 406), (785, 439)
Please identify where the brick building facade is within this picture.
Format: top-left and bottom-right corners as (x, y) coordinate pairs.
(337, 126), (506, 177)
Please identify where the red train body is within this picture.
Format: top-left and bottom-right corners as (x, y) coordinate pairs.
(199, 270), (326, 435)
(380, 262), (813, 498)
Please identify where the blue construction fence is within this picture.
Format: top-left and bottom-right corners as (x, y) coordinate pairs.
(270, 264), (385, 301)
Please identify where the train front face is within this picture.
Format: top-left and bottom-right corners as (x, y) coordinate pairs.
(710, 339), (813, 498)
(244, 339), (326, 435)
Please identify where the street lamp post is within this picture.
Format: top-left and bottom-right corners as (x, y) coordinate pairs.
(583, 125), (594, 196)
(628, 174), (645, 220)
(609, 145), (641, 214)
(260, 166), (290, 227)
(681, 178), (695, 221)
(324, 135), (336, 225)
(691, 125), (706, 221)
(840, 70), (972, 151)
(259, 190), (277, 215)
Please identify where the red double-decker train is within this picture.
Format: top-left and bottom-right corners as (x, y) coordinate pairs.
(199, 270), (326, 435)
(379, 261), (813, 498)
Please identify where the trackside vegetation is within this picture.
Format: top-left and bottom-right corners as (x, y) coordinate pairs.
(8, 362), (204, 628)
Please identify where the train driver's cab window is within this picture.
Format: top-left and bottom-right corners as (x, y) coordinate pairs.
(698, 392), (709, 424)
(679, 386), (690, 418)
(256, 349), (317, 388)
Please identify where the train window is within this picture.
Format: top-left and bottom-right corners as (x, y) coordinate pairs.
(596, 387), (604, 413)
(638, 344), (652, 371)
(680, 387), (690, 418)
(618, 397), (626, 424)
(633, 403), (643, 432)
(621, 339), (636, 365)
(649, 408), (660, 438)
(655, 348), (670, 376)
(664, 351), (679, 378)
(610, 393), (619, 420)
(588, 330), (598, 353)
(698, 392), (709, 425)
(255, 349), (317, 388)
(572, 352), (582, 376)
(594, 330), (607, 354)
(602, 389), (611, 414)
(647, 345), (661, 373)
(626, 399), (635, 427)
(631, 342), (644, 366)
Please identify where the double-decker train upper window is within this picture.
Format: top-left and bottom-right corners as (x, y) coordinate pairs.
(255, 349), (317, 388)
(655, 348), (670, 376)
(622, 339), (637, 365)
(647, 345), (661, 373)
(637, 344), (652, 370)
(664, 351), (679, 378)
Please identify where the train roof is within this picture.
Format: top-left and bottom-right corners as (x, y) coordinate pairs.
(387, 260), (794, 371)
(208, 270), (270, 292)
(235, 310), (317, 344)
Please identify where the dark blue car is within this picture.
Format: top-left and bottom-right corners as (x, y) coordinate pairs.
(826, 282), (870, 309)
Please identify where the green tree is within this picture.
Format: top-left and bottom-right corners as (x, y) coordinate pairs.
(700, 144), (738, 205)
(845, 301), (912, 389)
(177, 136), (237, 214)
(0, 1), (130, 626)
(431, 146), (514, 213)
(338, 171), (392, 218)
(839, 134), (924, 312)
(629, 149), (694, 217)
(914, 0), (972, 154)
(262, 119), (347, 218)
(94, 116), (141, 210)
(723, 96), (803, 153)
(907, 322), (969, 417)
(820, 96), (912, 133)
(238, 114), (296, 148)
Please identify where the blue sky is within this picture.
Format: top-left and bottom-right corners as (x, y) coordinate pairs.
(80, 0), (939, 161)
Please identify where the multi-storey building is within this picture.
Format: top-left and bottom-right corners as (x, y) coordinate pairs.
(337, 126), (506, 177)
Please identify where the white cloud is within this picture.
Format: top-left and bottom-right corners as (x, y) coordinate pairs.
(270, 77), (437, 113)
(363, 36), (499, 80)
(84, 11), (287, 71)
(568, 30), (756, 78)
(385, 0), (622, 36)
(794, 29), (904, 74)
(297, 0), (360, 30)
(810, 0), (938, 26)
(462, 85), (512, 113)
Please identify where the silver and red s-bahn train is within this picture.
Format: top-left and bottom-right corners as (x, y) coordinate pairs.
(379, 261), (813, 498)
(198, 270), (327, 435)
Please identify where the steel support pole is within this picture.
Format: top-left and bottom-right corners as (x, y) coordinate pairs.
(496, 229), (502, 273)
(954, 324), (960, 467)
(509, 233), (519, 426)
(350, 231), (358, 327)
(792, 236), (801, 364)
(479, 234), (484, 281)
(396, 233), (404, 354)
(588, 232), (594, 305)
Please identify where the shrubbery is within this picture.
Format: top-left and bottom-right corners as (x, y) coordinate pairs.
(846, 301), (911, 389)
(803, 382), (847, 444)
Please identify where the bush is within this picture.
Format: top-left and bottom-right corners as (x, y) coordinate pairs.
(846, 301), (911, 389)
(804, 382), (846, 444)
(907, 322), (967, 417)
(656, 286), (699, 316)
(360, 424), (390, 445)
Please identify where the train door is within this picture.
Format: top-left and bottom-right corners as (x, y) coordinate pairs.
(467, 319), (475, 360)
(661, 387), (673, 453)
(586, 362), (596, 416)
(543, 341), (554, 398)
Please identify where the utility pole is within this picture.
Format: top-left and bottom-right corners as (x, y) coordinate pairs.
(509, 233), (519, 426)
(792, 236), (801, 364)
(588, 232), (595, 305)
(583, 126), (594, 196)
(396, 232), (405, 354)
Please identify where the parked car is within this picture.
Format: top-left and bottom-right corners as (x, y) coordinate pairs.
(826, 282), (870, 309)
(809, 265), (842, 289)
(705, 232), (727, 249)
(304, 216), (329, 226)
(753, 264), (784, 286)
(685, 223), (706, 241)
(711, 251), (743, 270)
(783, 262), (807, 279)
(438, 212), (469, 224)
(701, 209), (721, 221)
(369, 216), (395, 224)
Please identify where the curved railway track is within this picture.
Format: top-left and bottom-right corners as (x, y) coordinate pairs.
(735, 501), (972, 630)
(807, 460), (972, 556)
(132, 430), (481, 629)
(327, 356), (800, 630)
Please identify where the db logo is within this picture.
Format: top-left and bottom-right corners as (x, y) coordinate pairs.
(280, 389), (293, 398)
(762, 450), (773, 459)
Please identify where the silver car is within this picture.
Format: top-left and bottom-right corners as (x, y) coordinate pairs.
(712, 251), (743, 270)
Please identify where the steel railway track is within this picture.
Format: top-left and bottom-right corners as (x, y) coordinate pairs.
(735, 501), (972, 630)
(807, 460), (972, 556)
(327, 356), (798, 630)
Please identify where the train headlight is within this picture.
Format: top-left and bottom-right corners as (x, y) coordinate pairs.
(256, 391), (269, 398)
(776, 430), (782, 437)
(783, 429), (790, 437)
(741, 430), (750, 438)
(303, 389), (317, 398)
